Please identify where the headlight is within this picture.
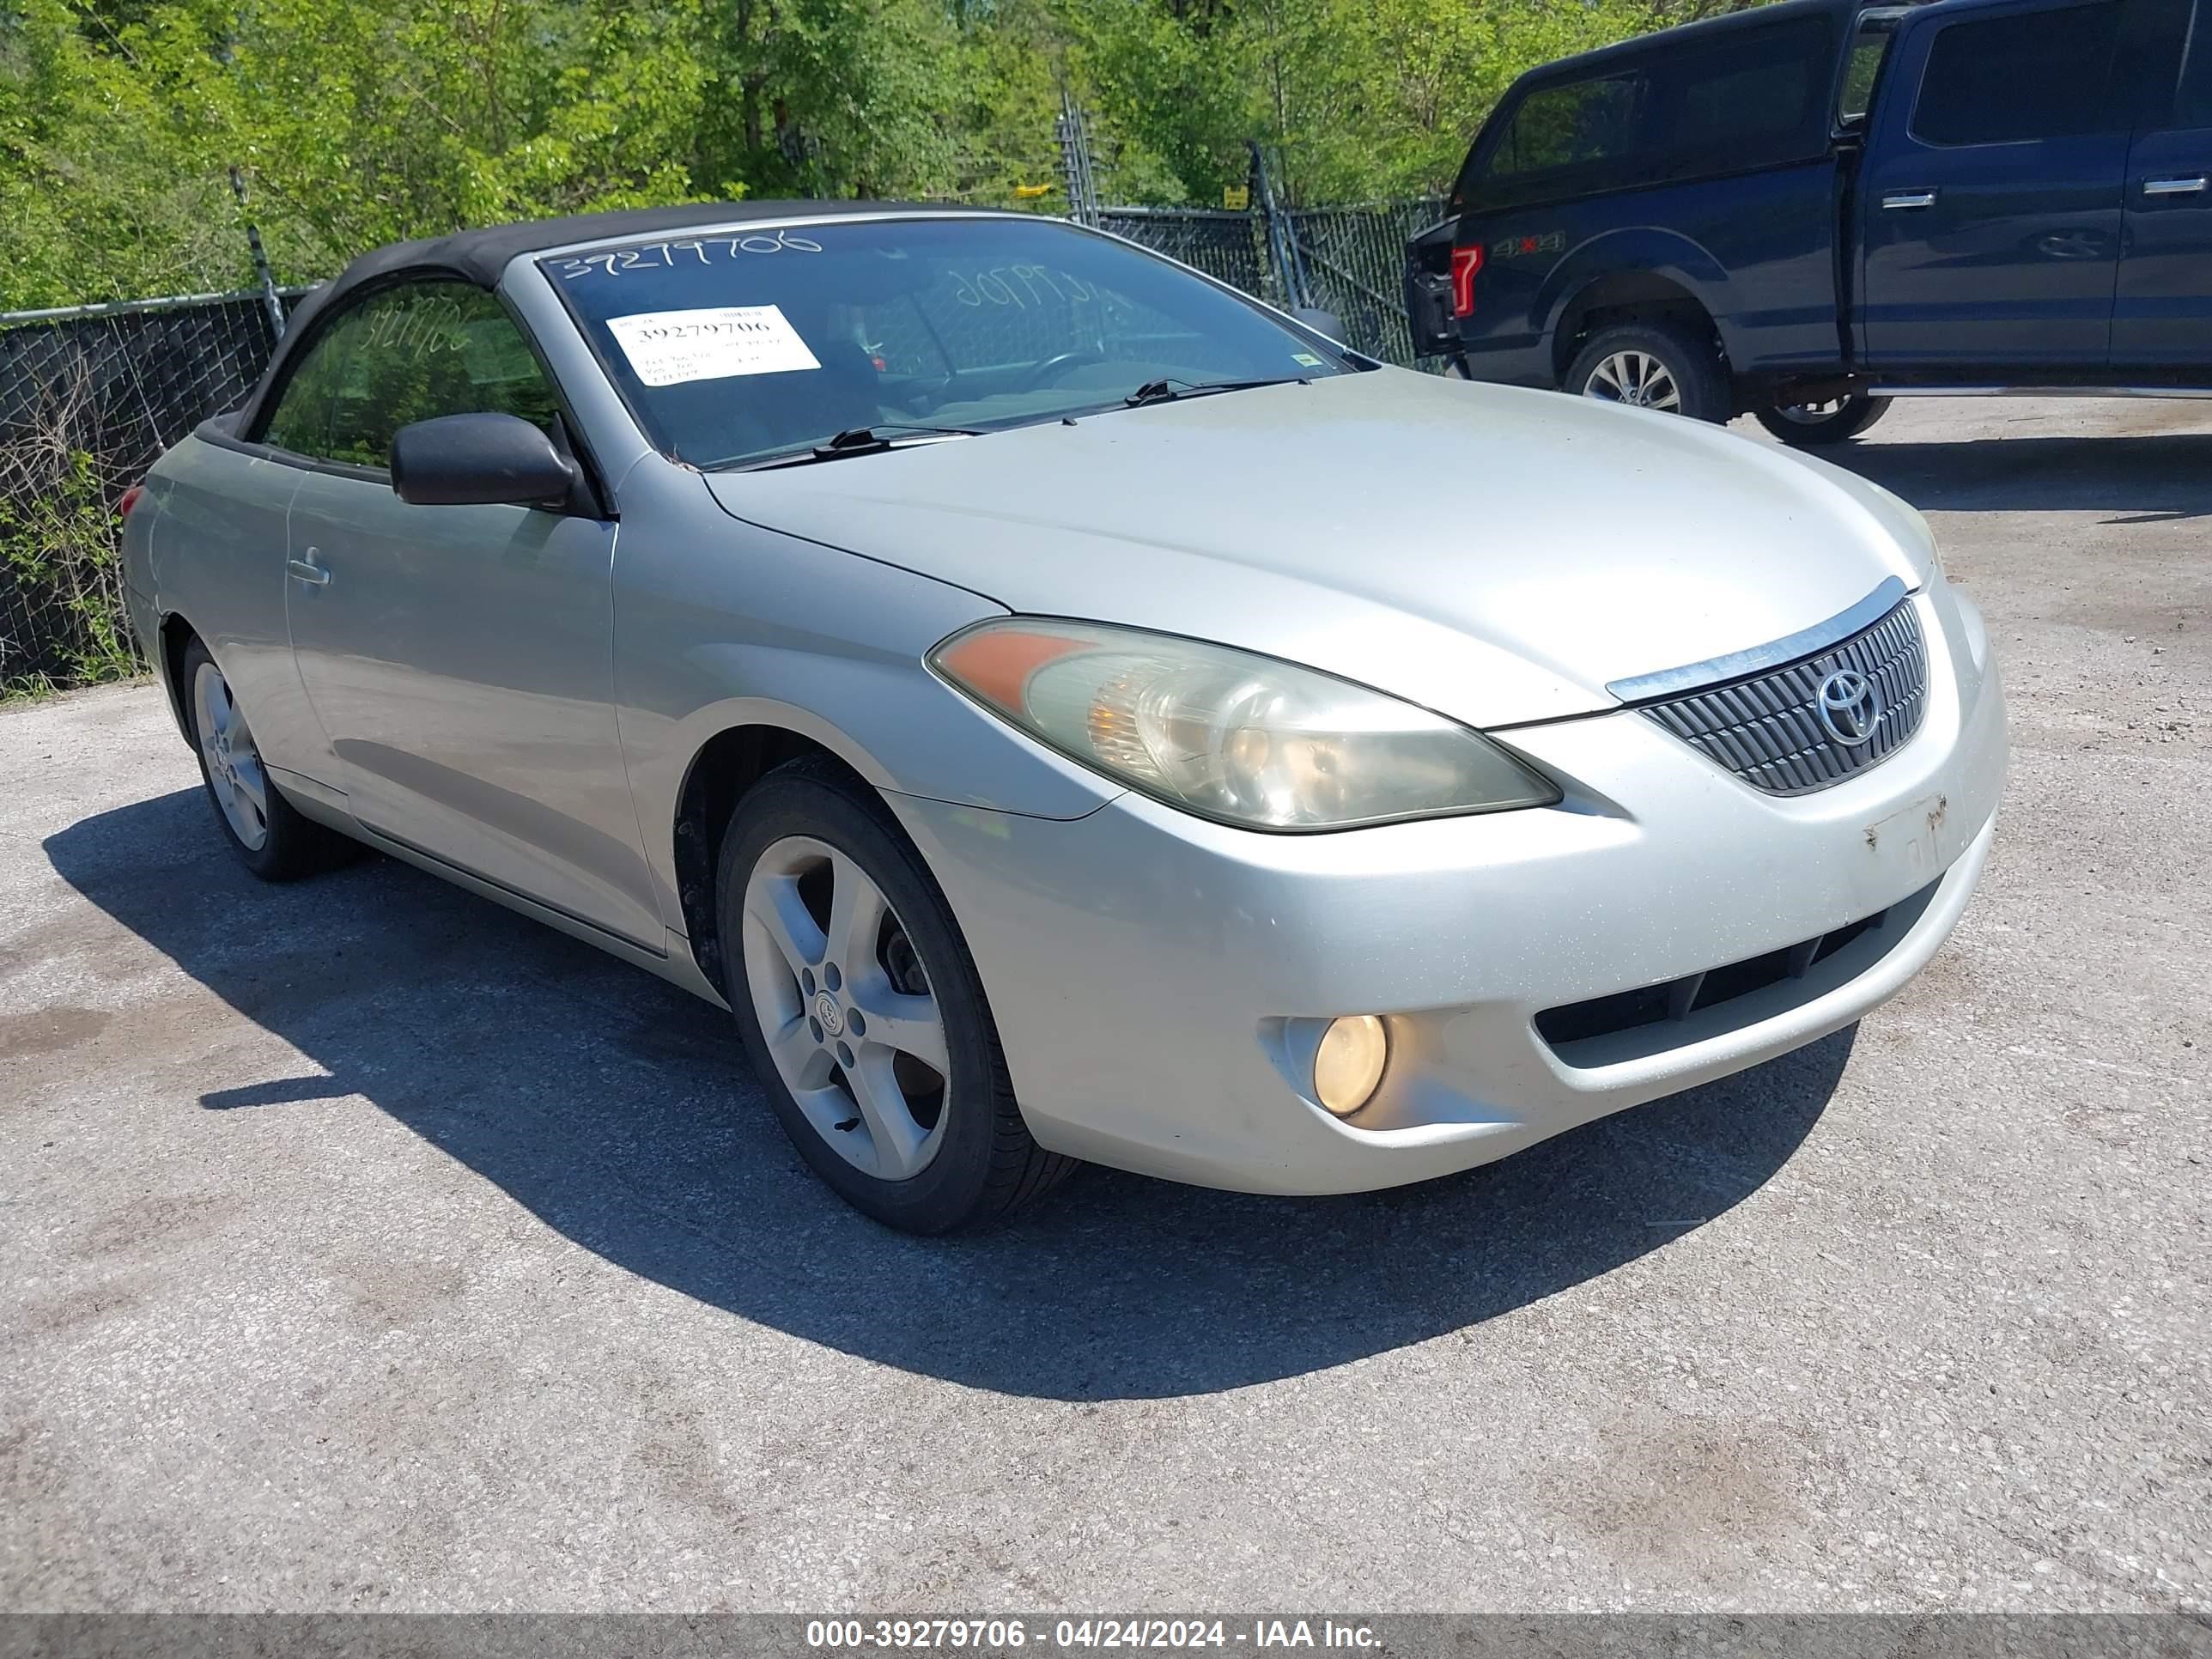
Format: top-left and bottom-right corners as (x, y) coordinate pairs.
(929, 619), (1559, 831)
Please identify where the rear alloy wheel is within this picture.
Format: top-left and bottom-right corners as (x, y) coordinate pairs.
(1583, 349), (1681, 412)
(1565, 320), (1730, 422)
(1754, 393), (1893, 447)
(180, 636), (356, 880)
(719, 757), (1075, 1232)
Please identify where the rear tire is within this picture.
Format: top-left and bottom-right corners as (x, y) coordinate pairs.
(718, 757), (1077, 1233)
(1755, 393), (1893, 447)
(179, 636), (358, 881)
(1564, 320), (1730, 422)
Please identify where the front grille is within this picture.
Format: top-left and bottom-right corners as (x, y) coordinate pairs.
(1534, 895), (1910, 1051)
(1636, 600), (1929, 795)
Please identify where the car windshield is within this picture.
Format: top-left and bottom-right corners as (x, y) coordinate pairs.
(541, 216), (1349, 470)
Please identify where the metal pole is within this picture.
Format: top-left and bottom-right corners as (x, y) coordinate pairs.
(1076, 100), (1096, 225)
(1078, 106), (1102, 227)
(1058, 89), (1099, 228)
(228, 167), (288, 339)
(1247, 140), (1307, 309)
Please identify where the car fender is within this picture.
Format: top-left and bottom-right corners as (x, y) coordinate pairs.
(608, 465), (1123, 932)
(1535, 226), (1739, 362)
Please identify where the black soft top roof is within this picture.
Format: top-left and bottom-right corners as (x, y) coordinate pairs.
(228, 199), (1006, 436)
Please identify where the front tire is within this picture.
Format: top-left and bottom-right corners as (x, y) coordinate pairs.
(1754, 393), (1893, 447)
(1564, 320), (1730, 422)
(179, 636), (356, 881)
(718, 757), (1076, 1233)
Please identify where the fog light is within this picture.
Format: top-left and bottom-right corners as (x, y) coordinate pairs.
(1313, 1015), (1389, 1116)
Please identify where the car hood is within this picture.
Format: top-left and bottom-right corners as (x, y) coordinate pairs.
(702, 368), (1936, 730)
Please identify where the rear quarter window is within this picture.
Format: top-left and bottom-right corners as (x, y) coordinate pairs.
(1490, 74), (1650, 180)
(1462, 15), (1835, 213)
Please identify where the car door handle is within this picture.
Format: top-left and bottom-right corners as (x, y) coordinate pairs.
(1881, 191), (1938, 210)
(2142, 176), (2209, 197)
(286, 550), (331, 586)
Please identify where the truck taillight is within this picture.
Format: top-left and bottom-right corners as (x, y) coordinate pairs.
(1449, 245), (1483, 317)
(118, 484), (144, 519)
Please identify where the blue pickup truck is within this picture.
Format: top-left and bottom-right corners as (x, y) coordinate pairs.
(1406, 0), (2212, 442)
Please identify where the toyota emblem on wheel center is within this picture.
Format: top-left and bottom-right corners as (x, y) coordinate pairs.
(1817, 668), (1881, 746)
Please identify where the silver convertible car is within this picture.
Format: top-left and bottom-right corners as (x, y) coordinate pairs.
(121, 203), (2006, 1232)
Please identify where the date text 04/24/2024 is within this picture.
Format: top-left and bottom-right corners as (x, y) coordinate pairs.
(805, 1619), (1381, 1650)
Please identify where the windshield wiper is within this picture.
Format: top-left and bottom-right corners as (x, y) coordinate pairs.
(729, 422), (983, 471)
(817, 422), (982, 453)
(1123, 375), (1307, 407)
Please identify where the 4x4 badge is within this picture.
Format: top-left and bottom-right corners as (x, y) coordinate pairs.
(1491, 231), (1565, 260)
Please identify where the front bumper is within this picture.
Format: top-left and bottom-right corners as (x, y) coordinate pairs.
(886, 585), (2007, 1195)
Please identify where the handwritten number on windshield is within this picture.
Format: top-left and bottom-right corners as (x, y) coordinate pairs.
(948, 264), (1097, 308)
(550, 230), (825, 280)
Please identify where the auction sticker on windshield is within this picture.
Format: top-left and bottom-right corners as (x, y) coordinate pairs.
(605, 305), (822, 386)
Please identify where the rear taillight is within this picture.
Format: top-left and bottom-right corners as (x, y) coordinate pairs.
(118, 484), (144, 519)
(1449, 245), (1483, 318)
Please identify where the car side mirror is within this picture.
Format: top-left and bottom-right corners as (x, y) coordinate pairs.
(391, 412), (575, 508)
(1292, 307), (1346, 343)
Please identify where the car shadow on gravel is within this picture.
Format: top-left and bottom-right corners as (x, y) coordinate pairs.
(1809, 431), (2212, 523)
(48, 787), (1851, 1402)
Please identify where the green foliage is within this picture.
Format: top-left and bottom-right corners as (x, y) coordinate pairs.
(3, 0), (1768, 690)
(0, 0), (983, 307)
(0, 0), (249, 304)
(1068, 0), (1710, 205)
(210, 0), (718, 275)
(0, 0), (1747, 309)
(0, 432), (141, 687)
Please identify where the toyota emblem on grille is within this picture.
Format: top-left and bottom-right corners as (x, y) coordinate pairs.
(1816, 668), (1881, 746)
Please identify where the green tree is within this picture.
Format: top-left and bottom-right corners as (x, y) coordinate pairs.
(1, 0), (1743, 308)
(0, 0), (245, 306)
(1069, 0), (1705, 205)
(191, 0), (716, 276)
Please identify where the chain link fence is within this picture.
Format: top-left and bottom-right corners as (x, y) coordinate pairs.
(0, 290), (303, 686)
(0, 199), (1449, 690)
(1095, 208), (1282, 307)
(1095, 202), (1449, 368)
(1279, 201), (1449, 369)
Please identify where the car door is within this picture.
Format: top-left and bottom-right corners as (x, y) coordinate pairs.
(147, 441), (323, 784)
(260, 278), (665, 949)
(1857, 0), (2132, 367)
(2112, 0), (2212, 367)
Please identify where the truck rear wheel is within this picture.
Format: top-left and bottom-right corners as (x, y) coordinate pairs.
(1755, 393), (1893, 447)
(1565, 321), (1729, 423)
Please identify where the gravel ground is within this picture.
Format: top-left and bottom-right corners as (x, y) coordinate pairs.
(1, 395), (2206, 1614)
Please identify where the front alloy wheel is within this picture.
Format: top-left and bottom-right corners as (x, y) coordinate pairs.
(717, 757), (1075, 1231)
(741, 835), (951, 1182)
(1754, 393), (1893, 447)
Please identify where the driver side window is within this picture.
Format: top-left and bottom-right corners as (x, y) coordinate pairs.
(261, 283), (561, 469)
